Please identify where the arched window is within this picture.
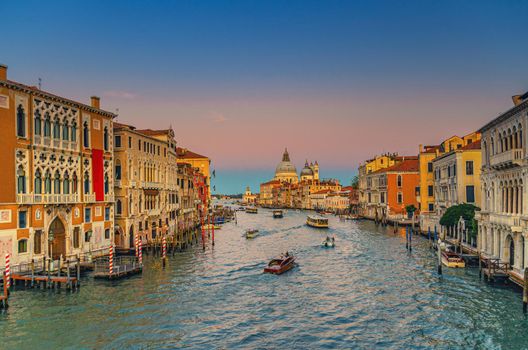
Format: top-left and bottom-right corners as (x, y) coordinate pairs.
(62, 122), (69, 141)
(116, 199), (122, 215)
(83, 121), (90, 148)
(34, 110), (42, 136)
(491, 137), (495, 155)
(44, 171), (52, 194)
(72, 172), (78, 194)
(53, 117), (60, 139)
(17, 104), (26, 138)
(84, 172), (90, 194)
(63, 172), (70, 194)
(103, 127), (109, 151)
(71, 122), (77, 142)
(34, 169), (42, 194)
(44, 113), (51, 137)
(104, 173), (109, 194)
(17, 166), (26, 194)
(115, 160), (122, 180)
(397, 175), (402, 187)
(34, 230), (42, 254)
(54, 171), (61, 194)
(519, 123), (523, 148)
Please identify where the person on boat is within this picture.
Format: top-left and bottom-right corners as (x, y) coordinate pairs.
(331, 236), (335, 243)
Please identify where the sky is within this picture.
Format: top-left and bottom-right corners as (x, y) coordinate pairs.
(3, 0), (528, 194)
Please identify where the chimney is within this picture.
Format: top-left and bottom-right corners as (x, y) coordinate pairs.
(90, 96), (100, 109)
(512, 95), (523, 106)
(0, 64), (7, 81)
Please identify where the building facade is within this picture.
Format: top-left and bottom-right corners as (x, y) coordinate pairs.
(478, 92), (528, 273)
(0, 64), (115, 267)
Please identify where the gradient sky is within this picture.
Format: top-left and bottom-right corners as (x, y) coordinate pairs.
(4, 0), (528, 193)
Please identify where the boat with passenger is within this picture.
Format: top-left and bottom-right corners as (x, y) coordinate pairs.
(273, 210), (284, 218)
(441, 250), (466, 268)
(246, 207), (258, 214)
(307, 215), (329, 228)
(321, 236), (335, 248)
(263, 253), (296, 275)
(245, 229), (259, 239)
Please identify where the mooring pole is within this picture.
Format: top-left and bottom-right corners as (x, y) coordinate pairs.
(428, 228), (431, 250)
(523, 268), (528, 314)
(409, 226), (412, 252)
(437, 238), (443, 275)
(405, 226), (409, 250)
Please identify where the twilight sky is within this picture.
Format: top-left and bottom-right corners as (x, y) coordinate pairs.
(3, 0), (528, 194)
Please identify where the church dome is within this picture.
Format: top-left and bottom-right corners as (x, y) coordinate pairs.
(300, 160), (314, 176)
(275, 149), (297, 175)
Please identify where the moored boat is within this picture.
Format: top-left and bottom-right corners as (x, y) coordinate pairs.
(202, 223), (221, 230)
(263, 254), (296, 274)
(307, 215), (329, 228)
(273, 210), (284, 218)
(245, 229), (259, 239)
(441, 250), (466, 268)
(246, 207), (258, 214)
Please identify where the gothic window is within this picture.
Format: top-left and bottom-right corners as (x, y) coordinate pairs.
(116, 199), (122, 215)
(17, 166), (26, 194)
(115, 160), (122, 180)
(53, 117), (60, 139)
(54, 171), (61, 194)
(72, 172), (78, 194)
(84, 171), (90, 194)
(83, 121), (90, 148)
(62, 122), (69, 141)
(104, 173), (109, 194)
(16, 105), (26, 138)
(44, 113), (51, 137)
(104, 127), (109, 151)
(63, 172), (70, 194)
(34, 170), (42, 194)
(34, 110), (42, 136)
(45, 171), (52, 194)
(397, 175), (402, 187)
(71, 122), (77, 142)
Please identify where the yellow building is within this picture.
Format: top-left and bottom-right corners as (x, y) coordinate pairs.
(177, 147), (211, 200)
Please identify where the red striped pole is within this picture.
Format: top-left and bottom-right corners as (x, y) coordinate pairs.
(201, 212), (205, 250)
(109, 245), (113, 277)
(5, 254), (10, 289)
(162, 235), (167, 267)
(138, 239), (143, 265)
(135, 234), (139, 257)
(212, 214), (215, 246)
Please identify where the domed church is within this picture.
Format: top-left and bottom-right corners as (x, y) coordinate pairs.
(300, 160), (319, 182)
(274, 148), (299, 184)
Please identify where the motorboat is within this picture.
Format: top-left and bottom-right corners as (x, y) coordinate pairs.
(273, 210), (284, 218)
(307, 215), (329, 228)
(321, 237), (335, 248)
(441, 250), (466, 268)
(202, 223), (221, 230)
(245, 229), (259, 239)
(246, 207), (258, 214)
(263, 254), (296, 275)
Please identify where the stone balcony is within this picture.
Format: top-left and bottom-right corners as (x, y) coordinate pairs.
(487, 212), (522, 232)
(141, 181), (163, 189)
(489, 148), (523, 169)
(17, 193), (80, 204)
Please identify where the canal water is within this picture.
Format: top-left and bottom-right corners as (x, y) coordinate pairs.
(2, 208), (528, 349)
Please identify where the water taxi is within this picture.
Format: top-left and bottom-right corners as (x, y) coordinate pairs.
(441, 251), (466, 268)
(307, 215), (329, 228)
(263, 254), (295, 275)
(245, 229), (259, 239)
(246, 207), (258, 214)
(273, 210), (284, 218)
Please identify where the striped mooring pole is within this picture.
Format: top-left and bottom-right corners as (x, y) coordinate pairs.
(109, 245), (114, 277)
(212, 215), (215, 246)
(138, 239), (143, 265)
(135, 234), (139, 257)
(5, 253), (10, 289)
(162, 235), (167, 268)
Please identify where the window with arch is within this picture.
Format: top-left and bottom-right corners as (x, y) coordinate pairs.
(397, 192), (403, 204)
(34, 110), (42, 136)
(17, 166), (26, 194)
(72, 172), (78, 194)
(85, 230), (92, 243)
(62, 122), (69, 141)
(16, 104), (26, 138)
(73, 227), (80, 248)
(397, 175), (402, 187)
(53, 117), (60, 139)
(83, 121), (90, 148)
(104, 127), (109, 151)
(71, 122), (77, 142)
(34, 169), (42, 194)
(63, 172), (70, 194)
(44, 113), (51, 137)
(84, 172), (90, 194)
(45, 171), (52, 194)
(18, 239), (28, 254)
(115, 160), (122, 180)
(104, 173), (109, 194)
(34, 230), (42, 254)
(54, 171), (61, 194)
(116, 199), (122, 215)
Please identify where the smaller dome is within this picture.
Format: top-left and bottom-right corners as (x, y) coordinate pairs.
(301, 160), (314, 176)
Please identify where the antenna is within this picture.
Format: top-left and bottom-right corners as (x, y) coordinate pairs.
(38, 78), (42, 90)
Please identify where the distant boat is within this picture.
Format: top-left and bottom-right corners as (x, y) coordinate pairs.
(321, 237), (335, 248)
(202, 224), (221, 230)
(246, 207), (258, 214)
(273, 210), (284, 218)
(245, 229), (259, 239)
(263, 254), (295, 275)
(307, 215), (329, 228)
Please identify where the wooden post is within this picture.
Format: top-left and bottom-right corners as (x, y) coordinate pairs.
(523, 268), (528, 313)
(66, 260), (71, 290)
(212, 214), (215, 247)
(428, 228), (431, 250)
(31, 259), (35, 288)
(2, 271), (8, 309)
(437, 239), (443, 275)
(409, 227), (412, 252)
(405, 226), (409, 250)
(478, 250), (482, 279)
(76, 255), (81, 289)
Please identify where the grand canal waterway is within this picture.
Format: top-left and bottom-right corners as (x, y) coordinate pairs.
(2, 208), (528, 349)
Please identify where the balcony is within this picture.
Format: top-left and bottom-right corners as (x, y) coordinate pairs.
(84, 193), (96, 202)
(115, 180), (122, 188)
(490, 149), (523, 169)
(17, 193), (80, 204)
(104, 194), (115, 202)
(489, 213), (522, 232)
(148, 208), (161, 217)
(141, 181), (163, 189)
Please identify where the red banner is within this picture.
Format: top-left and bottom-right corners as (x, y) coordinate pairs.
(92, 149), (104, 201)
